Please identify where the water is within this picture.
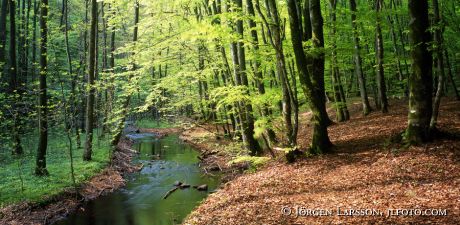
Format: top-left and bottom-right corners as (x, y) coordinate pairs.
(55, 134), (221, 225)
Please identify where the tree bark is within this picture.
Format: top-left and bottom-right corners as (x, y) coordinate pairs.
(257, 0), (297, 146)
(444, 50), (459, 100)
(310, 0), (332, 126)
(328, 0), (349, 122)
(246, 0), (277, 143)
(35, 0), (49, 176)
(0, 0), (7, 72)
(8, 0), (23, 155)
(287, 0), (332, 154)
(111, 0), (139, 149)
(405, 0), (433, 144)
(375, 0), (388, 113)
(83, 0), (98, 161)
(430, 0), (444, 130)
(232, 0), (262, 155)
(349, 0), (371, 115)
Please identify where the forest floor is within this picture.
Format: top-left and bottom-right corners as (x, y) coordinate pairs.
(0, 137), (143, 225)
(185, 98), (460, 225)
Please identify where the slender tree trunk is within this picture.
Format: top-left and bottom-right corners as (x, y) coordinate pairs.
(405, 0), (433, 144)
(25, 0), (31, 82)
(375, 0), (388, 113)
(387, 8), (405, 92)
(31, 0), (37, 81)
(429, 0), (444, 130)
(444, 50), (459, 100)
(111, 0), (139, 149)
(349, 0), (371, 115)
(228, 0), (262, 155)
(107, 3), (116, 136)
(8, 0), (23, 155)
(0, 0), (7, 72)
(392, 0), (409, 96)
(256, 0), (296, 146)
(246, 0), (276, 143)
(35, 0), (49, 176)
(8, 0), (17, 94)
(83, 0), (98, 161)
(329, 0), (349, 122)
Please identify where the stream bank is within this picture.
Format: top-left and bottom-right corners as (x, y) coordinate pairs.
(0, 123), (249, 225)
(0, 137), (142, 225)
(55, 134), (222, 225)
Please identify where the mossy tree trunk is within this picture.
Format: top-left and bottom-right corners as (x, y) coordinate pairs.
(405, 0), (433, 144)
(287, 0), (332, 154)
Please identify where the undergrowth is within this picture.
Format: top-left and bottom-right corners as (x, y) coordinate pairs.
(0, 130), (110, 207)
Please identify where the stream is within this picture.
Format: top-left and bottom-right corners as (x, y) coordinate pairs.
(55, 134), (221, 225)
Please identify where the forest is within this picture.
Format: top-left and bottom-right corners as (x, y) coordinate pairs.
(0, 0), (459, 224)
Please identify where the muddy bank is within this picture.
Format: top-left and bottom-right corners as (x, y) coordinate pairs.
(0, 137), (142, 225)
(179, 126), (250, 183)
(139, 127), (183, 137)
(141, 125), (246, 181)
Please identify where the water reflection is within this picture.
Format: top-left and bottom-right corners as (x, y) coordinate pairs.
(55, 135), (221, 225)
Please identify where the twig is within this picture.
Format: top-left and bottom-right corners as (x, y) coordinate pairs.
(162, 187), (179, 199)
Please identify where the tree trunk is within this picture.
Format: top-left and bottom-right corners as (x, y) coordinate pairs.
(287, 0), (332, 154)
(246, 0), (276, 143)
(328, 0), (349, 122)
(8, 0), (23, 155)
(405, 0), (433, 144)
(349, 0), (371, 115)
(111, 0), (139, 149)
(83, 0), (98, 161)
(430, 0), (444, 130)
(310, 0), (332, 126)
(228, 0), (262, 155)
(444, 50), (459, 100)
(257, 0), (297, 146)
(35, 0), (48, 176)
(375, 0), (388, 113)
(31, 0), (37, 81)
(0, 0), (7, 72)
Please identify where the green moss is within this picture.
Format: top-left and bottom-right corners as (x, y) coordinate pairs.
(228, 156), (270, 172)
(0, 132), (110, 207)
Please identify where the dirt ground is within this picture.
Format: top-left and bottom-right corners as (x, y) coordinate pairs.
(184, 98), (460, 225)
(0, 137), (142, 225)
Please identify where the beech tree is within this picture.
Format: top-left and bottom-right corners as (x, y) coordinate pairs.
(83, 0), (98, 161)
(35, 0), (49, 176)
(287, 0), (332, 154)
(349, 0), (371, 115)
(405, 0), (433, 144)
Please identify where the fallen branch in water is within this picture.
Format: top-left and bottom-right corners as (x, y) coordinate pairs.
(162, 187), (179, 199)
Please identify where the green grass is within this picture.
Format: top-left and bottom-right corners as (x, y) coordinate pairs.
(135, 118), (179, 129)
(0, 130), (111, 208)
